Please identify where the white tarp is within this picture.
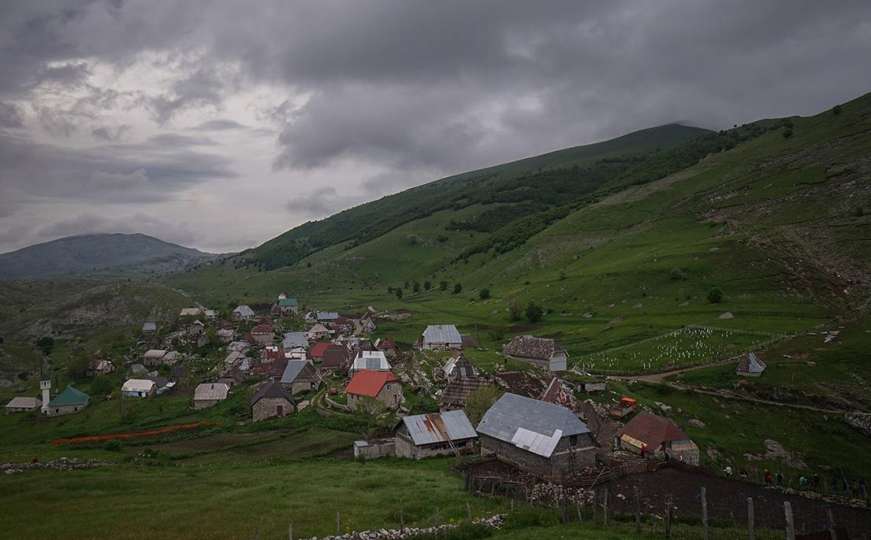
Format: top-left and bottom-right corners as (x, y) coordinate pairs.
(510, 427), (562, 458)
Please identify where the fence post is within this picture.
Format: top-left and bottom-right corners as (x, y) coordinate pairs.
(288, 524), (292, 540)
(466, 502), (472, 520)
(701, 486), (709, 540)
(634, 485), (641, 534)
(592, 488), (598, 523)
(784, 502), (795, 540)
(826, 508), (836, 540)
(336, 511), (341, 535)
(747, 497), (755, 540)
(577, 500), (583, 523)
(603, 486), (609, 527)
(665, 495), (672, 539)
(400, 509), (405, 532)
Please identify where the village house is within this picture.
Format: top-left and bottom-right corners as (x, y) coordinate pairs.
(736, 352), (767, 377)
(443, 355), (477, 382)
(618, 413), (700, 465)
(306, 323), (332, 341)
(179, 307), (203, 318)
(280, 360), (321, 395)
(5, 396), (41, 413)
(282, 331), (308, 350)
(121, 379), (156, 398)
(308, 342), (332, 363)
(46, 386), (90, 416)
(250, 323), (275, 346)
(350, 350), (391, 374)
(262, 345), (285, 364)
(440, 356), (487, 410)
(193, 382), (230, 409)
(477, 393), (597, 479)
(502, 335), (568, 372)
(273, 296), (299, 316)
(316, 311), (340, 322)
(250, 381), (294, 422)
(357, 312), (377, 334)
(346, 371), (403, 412)
(395, 410), (478, 460)
(539, 377), (578, 411)
(419, 324), (463, 350)
(204, 309), (218, 320)
(142, 321), (157, 335)
(329, 316), (354, 336)
(143, 349), (168, 367)
(87, 358), (115, 376)
(374, 338), (398, 358)
(216, 328), (235, 344)
(228, 340), (250, 353)
(232, 304), (256, 321)
(321, 345), (352, 374)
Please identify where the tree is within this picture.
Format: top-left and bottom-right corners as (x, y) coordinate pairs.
(465, 385), (503, 425)
(36, 336), (54, 356)
(453, 283), (463, 294)
(412, 281), (420, 293)
(782, 128), (793, 139)
(479, 288), (491, 300)
(833, 104), (842, 115)
(508, 299), (523, 322)
(525, 301), (544, 323)
(707, 287), (724, 304)
(395, 288), (403, 300)
(423, 280), (432, 291)
(439, 281), (448, 291)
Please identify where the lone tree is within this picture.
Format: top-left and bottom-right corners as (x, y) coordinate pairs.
(395, 288), (403, 300)
(453, 283), (463, 294)
(707, 287), (724, 304)
(36, 336), (55, 356)
(525, 301), (544, 323)
(423, 280), (432, 291)
(479, 288), (491, 300)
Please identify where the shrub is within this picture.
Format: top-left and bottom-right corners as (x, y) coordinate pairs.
(508, 299), (523, 322)
(439, 281), (448, 291)
(413, 281), (420, 293)
(453, 283), (463, 294)
(479, 288), (491, 300)
(525, 302), (544, 323)
(36, 336), (54, 356)
(783, 128), (793, 139)
(707, 287), (724, 304)
(395, 288), (403, 299)
(423, 280), (432, 290)
(670, 267), (688, 281)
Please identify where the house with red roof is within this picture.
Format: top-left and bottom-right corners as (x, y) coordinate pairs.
(308, 342), (333, 362)
(250, 323), (274, 346)
(321, 344), (351, 374)
(618, 413), (699, 465)
(345, 370), (403, 412)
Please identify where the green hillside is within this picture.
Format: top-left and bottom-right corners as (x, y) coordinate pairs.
(171, 93), (870, 378)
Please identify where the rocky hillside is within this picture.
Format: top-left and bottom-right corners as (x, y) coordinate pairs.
(0, 233), (216, 280)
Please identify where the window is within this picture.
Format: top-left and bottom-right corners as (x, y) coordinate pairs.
(569, 435), (578, 446)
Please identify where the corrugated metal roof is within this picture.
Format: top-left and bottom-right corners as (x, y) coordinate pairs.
(476, 393), (589, 447)
(5, 396), (41, 409)
(402, 410), (477, 446)
(317, 311), (339, 320)
(280, 360), (311, 384)
(194, 383), (230, 401)
(122, 379), (156, 393)
(511, 427), (562, 458)
(233, 305), (256, 318)
(282, 332), (308, 349)
(422, 325), (462, 345)
(352, 350), (390, 371)
(48, 386), (90, 407)
(278, 297), (298, 307)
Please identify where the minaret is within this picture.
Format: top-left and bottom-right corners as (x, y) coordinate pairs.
(40, 379), (51, 414)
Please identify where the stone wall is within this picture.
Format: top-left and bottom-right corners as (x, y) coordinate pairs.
(480, 433), (596, 480)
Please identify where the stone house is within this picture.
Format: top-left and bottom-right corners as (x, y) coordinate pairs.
(346, 371), (403, 412)
(321, 345), (351, 374)
(143, 349), (168, 367)
(46, 386), (90, 416)
(232, 305), (256, 321)
(419, 325), (463, 350)
(250, 381), (294, 422)
(193, 382), (230, 409)
(395, 410), (478, 460)
(280, 360), (321, 395)
(502, 335), (568, 372)
(477, 393), (596, 480)
(272, 297), (299, 316)
(250, 324), (275, 346)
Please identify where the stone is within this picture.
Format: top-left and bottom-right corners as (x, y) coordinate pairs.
(688, 418), (706, 428)
(718, 312), (734, 320)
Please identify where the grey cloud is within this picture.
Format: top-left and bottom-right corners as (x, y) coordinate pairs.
(0, 102), (24, 128)
(286, 187), (362, 219)
(191, 119), (247, 131)
(92, 124), (131, 141)
(146, 133), (216, 147)
(33, 212), (199, 248)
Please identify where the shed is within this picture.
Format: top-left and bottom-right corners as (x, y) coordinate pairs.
(122, 379), (157, 398)
(193, 382), (230, 409)
(395, 410), (478, 459)
(5, 396), (41, 413)
(317, 311), (340, 321)
(618, 413), (699, 465)
(143, 349), (168, 366)
(250, 324), (274, 346)
(250, 381), (294, 422)
(419, 325), (463, 350)
(280, 360), (321, 395)
(736, 352), (767, 377)
(179, 307), (203, 318)
(46, 386), (90, 416)
(142, 321), (157, 334)
(477, 393), (596, 478)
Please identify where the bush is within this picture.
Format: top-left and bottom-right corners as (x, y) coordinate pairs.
(104, 440), (122, 452)
(423, 280), (432, 290)
(439, 281), (448, 291)
(413, 281), (420, 293)
(670, 267), (688, 281)
(508, 299), (523, 321)
(783, 128), (793, 139)
(707, 287), (724, 304)
(479, 288), (491, 300)
(525, 302), (544, 323)
(36, 336), (54, 356)
(453, 283), (463, 294)
(395, 288), (403, 300)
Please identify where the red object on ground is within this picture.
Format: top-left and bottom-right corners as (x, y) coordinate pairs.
(620, 396), (638, 408)
(51, 422), (209, 446)
(345, 370), (398, 398)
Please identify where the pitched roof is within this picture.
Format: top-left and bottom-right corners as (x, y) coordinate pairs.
(620, 413), (690, 449)
(401, 410), (477, 446)
(282, 331), (308, 349)
(322, 346), (350, 369)
(5, 396), (41, 409)
(317, 311), (340, 320)
(351, 350), (391, 371)
(309, 342), (332, 358)
(440, 377), (489, 408)
(122, 379), (156, 393)
(142, 321), (157, 331)
(503, 335), (564, 360)
(736, 352), (767, 374)
(476, 393), (589, 454)
(144, 349), (168, 359)
(422, 324), (462, 344)
(345, 370), (398, 398)
(278, 297), (298, 307)
(250, 381), (292, 406)
(48, 386), (90, 408)
(494, 371), (547, 398)
(251, 323), (273, 334)
(280, 360), (316, 384)
(194, 382), (230, 401)
(233, 305), (256, 318)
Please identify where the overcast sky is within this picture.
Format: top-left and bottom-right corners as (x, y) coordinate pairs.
(1, 1), (870, 254)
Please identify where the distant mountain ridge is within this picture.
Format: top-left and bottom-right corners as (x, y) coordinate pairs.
(0, 233), (216, 280)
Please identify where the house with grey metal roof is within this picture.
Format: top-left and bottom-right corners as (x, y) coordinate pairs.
(142, 321), (157, 334)
(350, 350), (391, 374)
(5, 396), (41, 413)
(395, 410), (478, 460)
(316, 311), (340, 321)
(419, 324), (463, 350)
(232, 304), (256, 321)
(282, 332), (308, 350)
(280, 360), (320, 395)
(736, 352), (767, 377)
(476, 393), (596, 479)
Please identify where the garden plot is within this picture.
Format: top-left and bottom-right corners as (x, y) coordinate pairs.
(576, 326), (777, 374)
